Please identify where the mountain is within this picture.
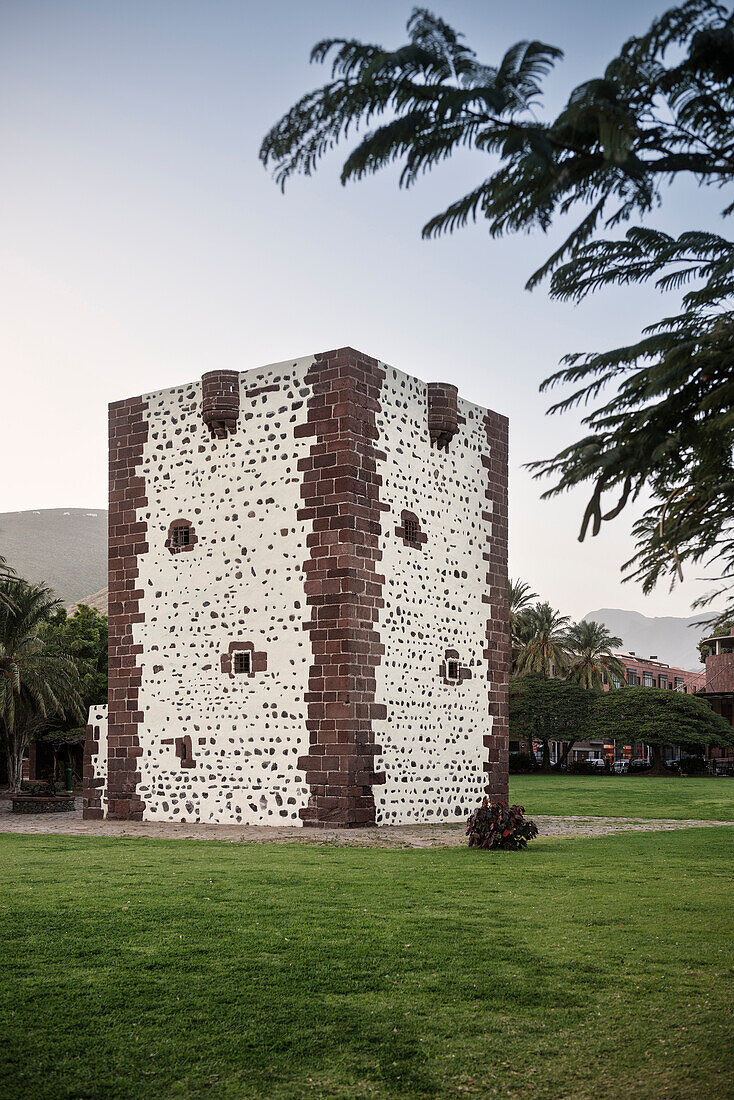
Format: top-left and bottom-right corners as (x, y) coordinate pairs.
(0, 509), (107, 607)
(582, 608), (719, 671)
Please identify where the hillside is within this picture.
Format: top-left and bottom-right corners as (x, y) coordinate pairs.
(0, 509), (107, 607)
(582, 607), (718, 671)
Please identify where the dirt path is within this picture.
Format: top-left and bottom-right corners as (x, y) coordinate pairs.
(1, 801), (730, 847)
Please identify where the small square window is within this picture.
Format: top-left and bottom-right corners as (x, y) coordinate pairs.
(233, 651), (252, 675)
(172, 524), (190, 548)
(404, 518), (420, 544)
(446, 660), (460, 681)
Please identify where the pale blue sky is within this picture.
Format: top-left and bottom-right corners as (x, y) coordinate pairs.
(0, 0), (725, 618)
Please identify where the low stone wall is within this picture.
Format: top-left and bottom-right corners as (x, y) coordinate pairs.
(11, 796), (76, 814)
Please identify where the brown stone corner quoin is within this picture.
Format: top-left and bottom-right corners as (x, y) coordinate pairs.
(295, 347), (388, 828)
(101, 395), (149, 821)
(82, 718), (103, 820)
(482, 409), (510, 803)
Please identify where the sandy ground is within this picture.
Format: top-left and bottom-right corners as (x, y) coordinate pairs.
(1, 799), (731, 848)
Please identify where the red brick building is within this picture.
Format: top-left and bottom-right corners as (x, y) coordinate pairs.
(605, 652), (705, 696)
(700, 630), (734, 773)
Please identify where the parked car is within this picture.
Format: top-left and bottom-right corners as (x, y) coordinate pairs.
(629, 758), (652, 771)
(612, 760), (629, 774)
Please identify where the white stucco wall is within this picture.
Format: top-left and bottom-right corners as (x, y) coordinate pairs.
(373, 367), (491, 824)
(131, 357), (316, 824)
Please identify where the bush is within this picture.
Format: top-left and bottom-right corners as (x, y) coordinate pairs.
(509, 751), (536, 774)
(567, 760), (604, 775)
(466, 799), (539, 851)
(680, 755), (707, 775)
(20, 778), (57, 797)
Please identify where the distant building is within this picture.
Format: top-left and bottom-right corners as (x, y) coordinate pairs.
(699, 630), (734, 774)
(604, 653), (705, 695)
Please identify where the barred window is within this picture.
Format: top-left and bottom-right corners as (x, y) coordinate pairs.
(233, 651), (252, 675)
(404, 518), (420, 545)
(171, 524), (191, 548)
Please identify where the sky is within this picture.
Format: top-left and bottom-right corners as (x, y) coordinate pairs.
(0, 0), (726, 620)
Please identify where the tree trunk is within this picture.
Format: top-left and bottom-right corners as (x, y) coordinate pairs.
(557, 741), (576, 769)
(541, 739), (552, 773)
(6, 741), (23, 793)
(6, 726), (27, 794)
(650, 742), (667, 777)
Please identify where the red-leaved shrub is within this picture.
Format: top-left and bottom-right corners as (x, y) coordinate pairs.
(466, 798), (539, 850)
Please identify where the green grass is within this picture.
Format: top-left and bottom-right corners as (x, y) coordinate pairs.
(1, 830), (732, 1099)
(510, 774), (734, 820)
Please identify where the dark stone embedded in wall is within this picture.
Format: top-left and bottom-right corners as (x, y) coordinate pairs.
(202, 370), (240, 438)
(427, 382), (460, 450)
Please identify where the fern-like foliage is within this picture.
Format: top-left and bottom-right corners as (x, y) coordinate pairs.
(261, 2), (734, 620)
(261, 3), (733, 272)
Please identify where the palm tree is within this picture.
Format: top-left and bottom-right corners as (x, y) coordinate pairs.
(0, 555), (17, 611)
(565, 620), (627, 690)
(509, 579), (537, 634)
(0, 579), (86, 792)
(509, 579), (538, 675)
(515, 602), (570, 680)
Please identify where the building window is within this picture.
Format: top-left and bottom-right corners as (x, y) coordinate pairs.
(404, 518), (420, 545)
(626, 669), (638, 686)
(175, 735), (195, 768)
(658, 675), (668, 689)
(233, 651), (252, 675)
(440, 649), (471, 686)
(171, 524), (190, 548)
(675, 677), (685, 692)
(165, 518), (197, 555)
(396, 510), (426, 549)
(643, 672), (655, 687)
(221, 642), (266, 678)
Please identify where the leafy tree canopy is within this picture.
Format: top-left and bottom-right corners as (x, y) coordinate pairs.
(0, 579), (86, 792)
(261, 1), (734, 622)
(510, 674), (596, 769)
(41, 603), (107, 717)
(593, 686), (734, 750)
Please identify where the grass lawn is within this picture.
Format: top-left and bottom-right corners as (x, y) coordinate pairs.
(1, 829), (732, 1100)
(510, 774), (734, 821)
